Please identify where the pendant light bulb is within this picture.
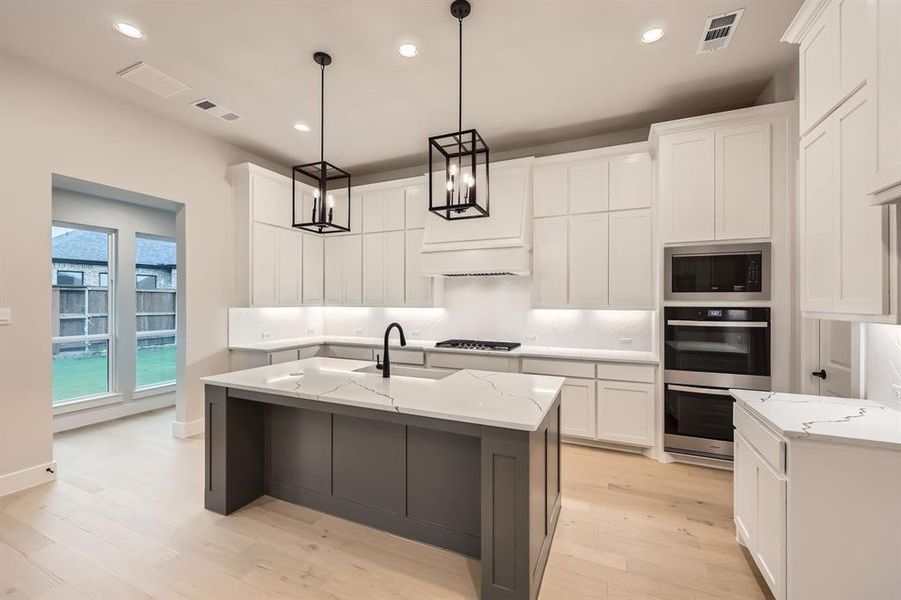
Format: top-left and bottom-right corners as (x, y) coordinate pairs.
(449, 163), (458, 176)
(446, 180), (454, 192)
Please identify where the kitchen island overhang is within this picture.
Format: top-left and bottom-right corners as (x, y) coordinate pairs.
(201, 357), (563, 600)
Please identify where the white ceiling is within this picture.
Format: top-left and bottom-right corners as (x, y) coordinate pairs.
(0, 0), (801, 175)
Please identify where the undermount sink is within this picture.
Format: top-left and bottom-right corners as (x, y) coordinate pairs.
(353, 364), (453, 380)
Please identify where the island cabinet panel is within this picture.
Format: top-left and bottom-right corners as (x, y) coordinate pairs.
(206, 384), (561, 600)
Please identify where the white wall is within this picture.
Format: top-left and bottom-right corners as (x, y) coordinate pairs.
(0, 51), (284, 495)
(231, 277), (655, 352)
(864, 324), (901, 411)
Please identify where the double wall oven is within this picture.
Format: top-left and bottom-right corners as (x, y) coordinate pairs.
(663, 306), (771, 460)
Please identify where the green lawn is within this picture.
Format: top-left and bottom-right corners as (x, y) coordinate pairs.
(52, 345), (176, 404)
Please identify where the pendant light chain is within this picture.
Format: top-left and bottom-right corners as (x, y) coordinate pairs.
(458, 15), (463, 135)
(320, 62), (325, 164)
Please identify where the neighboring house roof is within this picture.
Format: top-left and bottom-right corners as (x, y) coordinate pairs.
(52, 230), (176, 267)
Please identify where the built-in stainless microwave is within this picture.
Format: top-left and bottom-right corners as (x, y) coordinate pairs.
(665, 242), (771, 301)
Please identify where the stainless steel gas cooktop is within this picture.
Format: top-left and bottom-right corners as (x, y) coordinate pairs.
(435, 339), (521, 352)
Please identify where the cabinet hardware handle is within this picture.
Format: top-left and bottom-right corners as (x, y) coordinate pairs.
(811, 369), (827, 380)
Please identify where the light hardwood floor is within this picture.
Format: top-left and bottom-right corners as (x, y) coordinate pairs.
(0, 408), (768, 600)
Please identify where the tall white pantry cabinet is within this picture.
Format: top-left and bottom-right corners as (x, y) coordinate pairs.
(786, 0), (901, 323)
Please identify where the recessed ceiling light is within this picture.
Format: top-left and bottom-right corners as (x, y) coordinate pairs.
(114, 22), (144, 39)
(398, 43), (418, 58)
(641, 27), (665, 44)
(293, 122), (311, 132)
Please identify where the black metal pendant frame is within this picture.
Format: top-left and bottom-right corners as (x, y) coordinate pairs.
(428, 128), (489, 220)
(292, 51), (352, 234)
(428, 0), (490, 221)
(291, 160), (351, 234)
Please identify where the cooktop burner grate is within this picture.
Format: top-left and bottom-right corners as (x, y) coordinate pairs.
(435, 339), (522, 352)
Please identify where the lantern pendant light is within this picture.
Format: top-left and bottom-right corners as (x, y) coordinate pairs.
(292, 51), (352, 234)
(428, 0), (490, 220)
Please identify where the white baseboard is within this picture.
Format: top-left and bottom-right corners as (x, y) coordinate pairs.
(0, 461), (57, 497)
(53, 391), (175, 433)
(172, 417), (204, 439)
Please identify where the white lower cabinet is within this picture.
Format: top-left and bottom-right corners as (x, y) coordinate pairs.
(595, 380), (655, 447)
(559, 378), (596, 439)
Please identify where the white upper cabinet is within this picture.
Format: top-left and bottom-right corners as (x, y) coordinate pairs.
(658, 130), (716, 243)
(800, 122), (836, 313)
(609, 154), (653, 210)
(343, 235), (363, 305)
(404, 228), (432, 307)
(277, 228), (303, 306)
(382, 187), (406, 232)
(404, 183), (428, 229)
(362, 233), (385, 305)
(652, 104), (789, 244)
(531, 216), (568, 307)
(532, 164), (567, 217)
(794, 0), (867, 133)
(251, 222), (279, 307)
(568, 213), (609, 307)
(323, 236), (343, 305)
(383, 230), (405, 306)
(568, 158), (609, 214)
(362, 191), (385, 233)
(715, 122), (772, 240)
(253, 173), (292, 226)
(608, 209), (653, 308)
(867, 0), (901, 204)
(302, 234), (323, 305)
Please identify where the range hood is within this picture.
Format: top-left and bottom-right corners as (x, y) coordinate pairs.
(420, 158), (533, 276)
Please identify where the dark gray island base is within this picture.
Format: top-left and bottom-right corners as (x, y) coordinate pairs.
(204, 384), (562, 600)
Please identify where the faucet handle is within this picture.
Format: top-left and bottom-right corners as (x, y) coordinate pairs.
(375, 353), (382, 369)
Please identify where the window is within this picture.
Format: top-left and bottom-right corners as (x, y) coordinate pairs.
(56, 270), (84, 286)
(51, 225), (113, 404)
(99, 272), (109, 287)
(136, 274), (157, 289)
(136, 235), (176, 388)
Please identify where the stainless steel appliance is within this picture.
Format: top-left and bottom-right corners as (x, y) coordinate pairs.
(663, 306), (771, 460)
(665, 242), (770, 301)
(435, 339), (521, 351)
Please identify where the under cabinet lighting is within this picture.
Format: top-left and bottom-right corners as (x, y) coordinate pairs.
(114, 22), (144, 39)
(641, 27), (665, 44)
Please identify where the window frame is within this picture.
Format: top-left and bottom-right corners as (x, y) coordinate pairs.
(56, 270), (84, 287)
(51, 222), (117, 410)
(135, 273), (158, 290)
(135, 233), (177, 390)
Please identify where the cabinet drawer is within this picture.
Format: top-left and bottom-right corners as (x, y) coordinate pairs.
(387, 349), (424, 365)
(733, 404), (785, 474)
(595, 362), (655, 383)
(327, 345), (375, 361)
(269, 349), (299, 365)
(427, 352), (517, 372)
(521, 358), (594, 379)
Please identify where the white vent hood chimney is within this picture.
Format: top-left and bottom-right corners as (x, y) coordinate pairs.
(420, 157), (533, 276)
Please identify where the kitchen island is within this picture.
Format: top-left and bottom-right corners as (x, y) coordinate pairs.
(201, 357), (564, 600)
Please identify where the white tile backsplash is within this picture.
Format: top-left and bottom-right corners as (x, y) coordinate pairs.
(231, 277), (655, 352)
(865, 323), (901, 411)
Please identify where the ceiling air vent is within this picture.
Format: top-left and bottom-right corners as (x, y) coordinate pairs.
(116, 62), (190, 98)
(697, 8), (744, 54)
(191, 98), (243, 123)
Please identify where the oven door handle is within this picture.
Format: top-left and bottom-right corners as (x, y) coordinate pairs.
(667, 384), (736, 397)
(666, 320), (769, 328)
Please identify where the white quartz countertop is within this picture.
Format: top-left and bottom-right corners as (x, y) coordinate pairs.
(201, 357), (565, 431)
(228, 335), (658, 364)
(731, 389), (901, 450)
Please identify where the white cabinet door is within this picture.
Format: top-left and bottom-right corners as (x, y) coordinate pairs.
(252, 223), (278, 306)
(362, 192), (384, 233)
(404, 183), (428, 229)
(532, 217), (568, 307)
(568, 213), (609, 307)
(659, 130), (715, 242)
(837, 0), (868, 100)
(532, 164), (567, 217)
(609, 153), (653, 210)
(343, 235), (363, 306)
(277, 228), (303, 306)
(868, 0), (901, 202)
(382, 187), (406, 232)
(800, 122), (836, 313)
(568, 158), (609, 214)
(733, 433), (758, 549)
(302, 234), (323, 304)
(383, 230), (405, 306)
(323, 236), (343, 305)
(252, 173), (291, 226)
(559, 378), (596, 439)
(596, 380), (655, 447)
(799, 9), (838, 132)
(362, 233), (384, 305)
(404, 228), (432, 306)
(715, 122), (772, 240)
(832, 88), (888, 315)
(755, 455), (787, 600)
(608, 209), (653, 308)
